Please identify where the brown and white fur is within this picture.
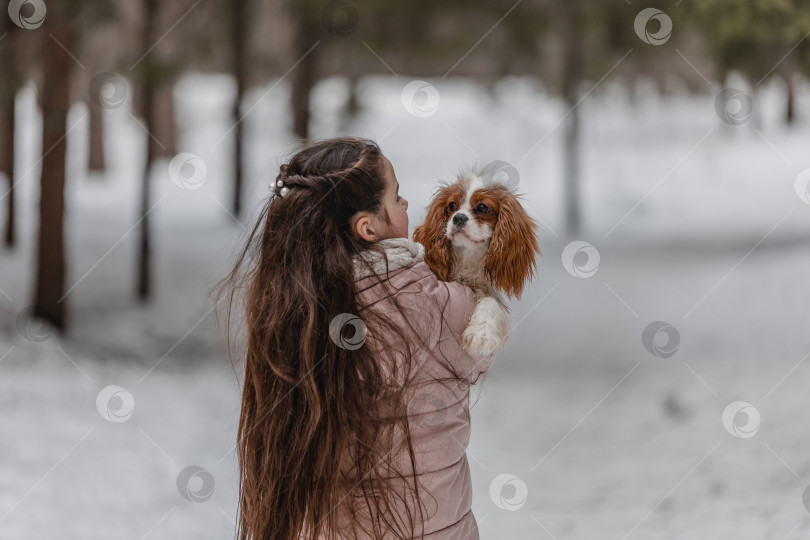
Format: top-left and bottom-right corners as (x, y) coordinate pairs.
(412, 168), (541, 356)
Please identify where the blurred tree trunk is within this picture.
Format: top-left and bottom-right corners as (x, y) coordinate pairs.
(290, 17), (316, 140)
(560, 0), (583, 237)
(0, 18), (18, 248)
(785, 73), (795, 125)
(231, 0), (248, 218)
(626, 72), (639, 108)
(0, 95), (15, 249)
(346, 74), (360, 117)
(136, 0), (159, 301)
(87, 97), (106, 172)
(750, 84), (763, 133)
(35, 10), (76, 331)
(338, 75), (360, 133)
(153, 84), (177, 157)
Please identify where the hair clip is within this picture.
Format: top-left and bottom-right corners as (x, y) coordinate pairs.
(274, 179), (289, 197)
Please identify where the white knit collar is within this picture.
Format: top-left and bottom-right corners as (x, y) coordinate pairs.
(353, 237), (425, 281)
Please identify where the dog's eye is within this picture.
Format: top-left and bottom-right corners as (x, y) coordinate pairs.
(476, 203), (489, 214)
(448, 202), (457, 212)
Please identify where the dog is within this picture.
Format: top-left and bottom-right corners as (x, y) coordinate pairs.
(412, 166), (541, 356)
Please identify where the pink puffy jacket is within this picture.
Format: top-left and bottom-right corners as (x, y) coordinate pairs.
(346, 256), (497, 539)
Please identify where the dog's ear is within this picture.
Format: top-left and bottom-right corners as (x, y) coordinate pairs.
(484, 193), (541, 300)
(413, 197), (453, 281)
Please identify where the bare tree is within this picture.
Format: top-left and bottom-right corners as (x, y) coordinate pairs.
(34, 1), (80, 330)
(0, 13), (21, 248)
(77, 1), (128, 177)
(135, 0), (160, 300)
(87, 94), (106, 172)
(153, 84), (178, 157)
(231, 0), (249, 217)
(288, 0), (319, 141)
(559, 0), (584, 237)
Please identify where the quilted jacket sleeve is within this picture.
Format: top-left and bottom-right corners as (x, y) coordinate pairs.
(400, 262), (497, 384)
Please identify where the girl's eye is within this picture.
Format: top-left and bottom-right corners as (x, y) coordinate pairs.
(476, 203), (489, 214)
(448, 202), (457, 212)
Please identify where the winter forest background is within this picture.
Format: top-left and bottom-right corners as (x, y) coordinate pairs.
(2, 0), (810, 538)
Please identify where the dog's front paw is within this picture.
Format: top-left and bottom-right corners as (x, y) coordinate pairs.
(461, 298), (510, 356)
(462, 324), (503, 356)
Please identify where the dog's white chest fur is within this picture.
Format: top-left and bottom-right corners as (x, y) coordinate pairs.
(449, 241), (490, 293)
(449, 240), (512, 356)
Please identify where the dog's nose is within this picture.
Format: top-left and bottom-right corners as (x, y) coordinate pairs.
(452, 213), (468, 227)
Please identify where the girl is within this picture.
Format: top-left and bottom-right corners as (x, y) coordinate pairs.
(214, 137), (496, 539)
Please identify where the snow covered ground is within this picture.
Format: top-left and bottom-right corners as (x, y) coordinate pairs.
(1, 72), (809, 539)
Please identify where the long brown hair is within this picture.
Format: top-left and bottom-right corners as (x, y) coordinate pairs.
(212, 137), (473, 539)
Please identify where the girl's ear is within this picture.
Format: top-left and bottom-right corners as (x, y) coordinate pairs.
(413, 200), (453, 281)
(485, 194), (541, 300)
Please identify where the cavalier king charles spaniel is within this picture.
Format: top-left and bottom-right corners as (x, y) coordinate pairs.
(412, 167), (541, 356)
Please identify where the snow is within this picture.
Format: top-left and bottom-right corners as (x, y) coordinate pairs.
(1, 72), (809, 539)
